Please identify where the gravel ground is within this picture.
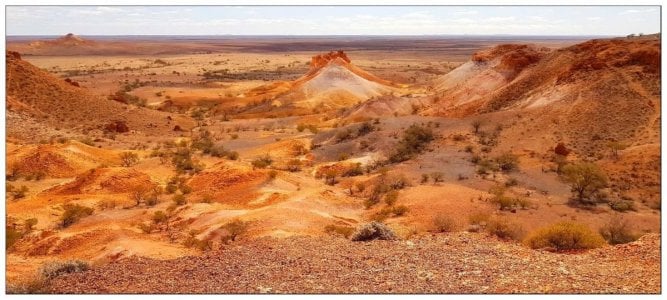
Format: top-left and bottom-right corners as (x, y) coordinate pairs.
(48, 232), (660, 294)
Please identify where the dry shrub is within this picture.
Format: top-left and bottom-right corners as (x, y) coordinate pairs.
(350, 222), (397, 241)
(599, 216), (640, 245)
(324, 224), (355, 238)
(60, 204), (93, 228)
(432, 214), (457, 233)
(40, 260), (89, 280)
(486, 218), (525, 241)
(525, 221), (605, 251)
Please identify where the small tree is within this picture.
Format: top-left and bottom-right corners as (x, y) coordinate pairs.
(471, 120), (483, 134)
(561, 162), (607, 205)
(120, 152), (139, 167)
(607, 141), (626, 159)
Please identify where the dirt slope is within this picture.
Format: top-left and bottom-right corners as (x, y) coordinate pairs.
(5, 51), (193, 140)
(47, 232), (660, 294)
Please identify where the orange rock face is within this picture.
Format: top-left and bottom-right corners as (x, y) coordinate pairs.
(310, 50), (351, 69)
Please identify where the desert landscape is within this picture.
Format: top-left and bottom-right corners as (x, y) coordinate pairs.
(4, 27), (661, 294)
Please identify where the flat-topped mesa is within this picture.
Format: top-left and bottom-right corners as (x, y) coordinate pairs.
(310, 50), (351, 70)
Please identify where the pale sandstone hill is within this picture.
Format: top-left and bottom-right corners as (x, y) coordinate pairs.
(245, 51), (402, 110)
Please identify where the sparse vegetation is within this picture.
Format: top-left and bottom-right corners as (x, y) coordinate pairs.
(561, 162), (608, 205)
(251, 155), (273, 169)
(432, 214), (457, 233)
(389, 124), (434, 163)
(525, 222), (605, 251)
(60, 204), (94, 228)
(120, 152), (139, 167)
(599, 215), (640, 245)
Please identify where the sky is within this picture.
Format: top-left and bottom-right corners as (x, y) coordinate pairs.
(5, 6), (661, 36)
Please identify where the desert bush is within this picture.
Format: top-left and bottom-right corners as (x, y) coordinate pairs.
(392, 205), (409, 216)
(120, 152), (139, 167)
(251, 155), (273, 169)
(268, 170), (278, 180)
(421, 173), (429, 183)
(562, 162), (607, 205)
(24, 218), (38, 231)
(220, 219), (249, 242)
(486, 218), (525, 241)
(350, 222), (398, 241)
(324, 224), (355, 238)
(152, 210), (168, 224)
(431, 172), (444, 183)
(384, 190), (399, 206)
(285, 159), (303, 172)
(373, 207), (393, 222)
(39, 260), (89, 280)
(144, 192), (159, 207)
(505, 177), (519, 187)
(468, 212), (491, 226)
(495, 152), (519, 172)
(389, 124), (435, 163)
(433, 214), (457, 233)
(138, 222), (155, 234)
(9, 185), (29, 200)
(609, 200), (635, 212)
(489, 186), (531, 211)
(323, 168), (338, 186)
(297, 123), (318, 133)
(184, 231), (211, 251)
(6, 226), (23, 250)
(172, 147), (203, 174)
(357, 122), (374, 136)
(173, 194), (186, 206)
(60, 204), (94, 228)
(6, 274), (48, 294)
(342, 163), (363, 177)
(524, 221), (605, 251)
(599, 216), (640, 245)
(98, 199), (117, 210)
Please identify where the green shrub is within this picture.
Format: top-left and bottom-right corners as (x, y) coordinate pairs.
(609, 200), (635, 212)
(60, 204), (94, 228)
(561, 162), (607, 205)
(389, 124), (434, 163)
(524, 221), (605, 251)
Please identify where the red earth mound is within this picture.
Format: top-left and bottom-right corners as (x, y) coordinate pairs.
(45, 168), (156, 195)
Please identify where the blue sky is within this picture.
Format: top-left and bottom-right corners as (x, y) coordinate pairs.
(5, 6), (661, 36)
